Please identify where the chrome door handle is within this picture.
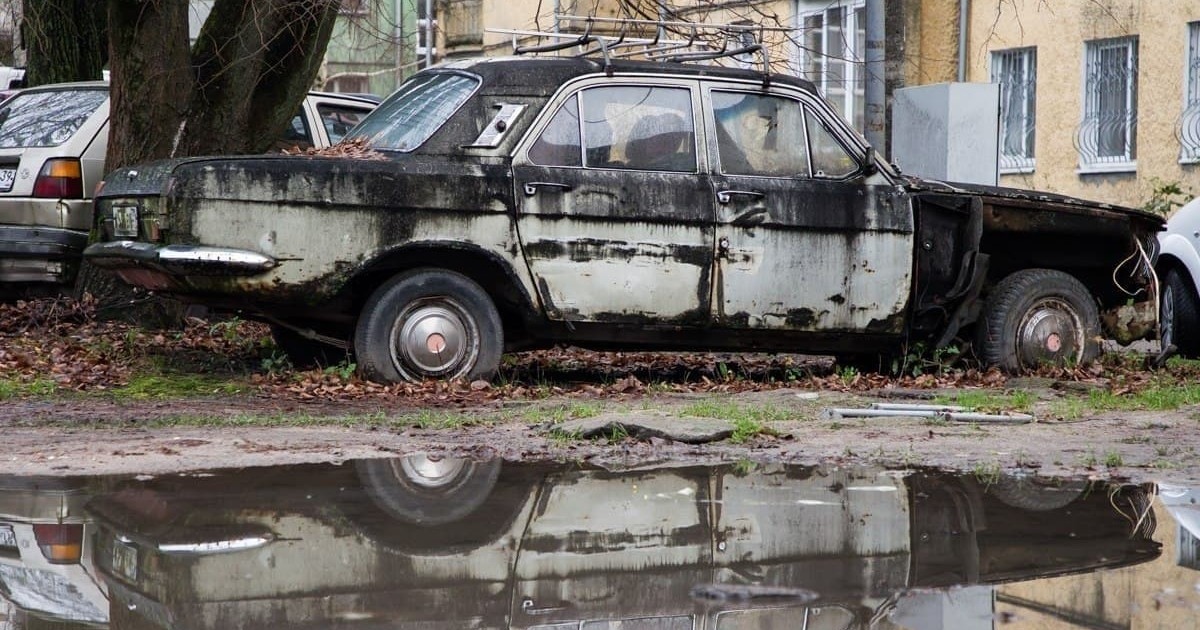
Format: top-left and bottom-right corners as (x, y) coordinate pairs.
(717, 189), (765, 204)
(523, 181), (573, 196)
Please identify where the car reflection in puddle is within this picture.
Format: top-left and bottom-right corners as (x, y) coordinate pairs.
(0, 457), (1196, 629)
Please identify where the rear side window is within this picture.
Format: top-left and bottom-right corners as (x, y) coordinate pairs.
(0, 89), (107, 148)
(318, 103), (371, 144)
(348, 72), (479, 151)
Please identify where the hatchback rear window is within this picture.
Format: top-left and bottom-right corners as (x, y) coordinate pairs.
(348, 72), (479, 151)
(0, 89), (107, 148)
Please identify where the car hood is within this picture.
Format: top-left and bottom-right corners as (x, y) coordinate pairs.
(903, 175), (1165, 228)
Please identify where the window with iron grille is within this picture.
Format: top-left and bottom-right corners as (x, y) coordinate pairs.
(1075, 36), (1138, 171)
(991, 48), (1037, 172)
(1180, 22), (1200, 163)
(796, 0), (866, 131)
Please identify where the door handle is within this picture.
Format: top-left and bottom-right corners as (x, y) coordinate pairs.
(523, 181), (573, 196)
(717, 189), (764, 204)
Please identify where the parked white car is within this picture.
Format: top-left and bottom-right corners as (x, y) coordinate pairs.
(0, 82), (377, 296)
(1157, 196), (1200, 355)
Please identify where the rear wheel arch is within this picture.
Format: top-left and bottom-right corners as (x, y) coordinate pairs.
(346, 242), (544, 343)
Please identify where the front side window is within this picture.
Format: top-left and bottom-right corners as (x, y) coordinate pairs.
(347, 72), (478, 151)
(806, 110), (858, 178)
(712, 91), (809, 177)
(317, 104), (371, 144)
(797, 0), (866, 131)
(1181, 22), (1200, 162)
(0, 88), (107, 148)
(991, 47), (1037, 172)
(1076, 36), (1138, 169)
(530, 85), (696, 172)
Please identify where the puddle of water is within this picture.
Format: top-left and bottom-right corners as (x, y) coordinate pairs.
(0, 458), (1194, 629)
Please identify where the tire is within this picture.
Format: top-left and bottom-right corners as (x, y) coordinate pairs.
(270, 324), (348, 368)
(987, 476), (1087, 511)
(354, 269), (503, 384)
(976, 269), (1101, 372)
(355, 454), (502, 526)
(1161, 268), (1200, 357)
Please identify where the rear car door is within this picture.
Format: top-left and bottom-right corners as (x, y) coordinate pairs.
(512, 79), (716, 327)
(703, 84), (913, 335)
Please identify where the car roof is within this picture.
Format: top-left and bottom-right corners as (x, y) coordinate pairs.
(436, 56), (819, 95)
(306, 91), (382, 105)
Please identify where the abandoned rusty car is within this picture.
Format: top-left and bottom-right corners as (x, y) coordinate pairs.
(83, 54), (1163, 384)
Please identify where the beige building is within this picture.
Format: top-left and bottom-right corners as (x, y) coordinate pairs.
(963, 0), (1200, 208)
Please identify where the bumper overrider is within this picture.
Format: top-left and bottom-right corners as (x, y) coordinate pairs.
(83, 241), (277, 289)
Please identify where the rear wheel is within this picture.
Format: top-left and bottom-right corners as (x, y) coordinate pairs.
(354, 269), (503, 384)
(1161, 268), (1200, 357)
(976, 269), (1100, 372)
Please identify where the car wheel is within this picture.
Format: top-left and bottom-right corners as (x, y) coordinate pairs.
(269, 324), (348, 368)
(355, 454), (502, 526)
(986, 476), (1087, 511)
(354, 269), (503, 384)
(976, 269), (1100, 372)
(1161, 268), (1200, 357)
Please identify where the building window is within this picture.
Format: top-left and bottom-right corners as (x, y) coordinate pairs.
(1075, 36), (1138, 171)
(991, 48), (1037, 173)
(1181, 22), (1200, 163)
(796, 0), (865, 131)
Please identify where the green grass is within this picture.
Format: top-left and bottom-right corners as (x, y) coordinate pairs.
(0, 377), (58, 400)
(520, 402), (603, 425)
(680, 400), (793, 424)
(110, 375), (246, 400)
(933, 390), (1034, 413)
(971, 461), (1002, 486)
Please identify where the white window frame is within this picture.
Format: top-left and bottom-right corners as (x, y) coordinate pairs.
(1181, 22), (1200, 164)
(991, 47), (1037, 174)
(1076, 36), (1138, 174)
(794, 0), (866, 131)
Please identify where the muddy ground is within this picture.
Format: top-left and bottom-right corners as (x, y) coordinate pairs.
(2, 380), (1198, 484)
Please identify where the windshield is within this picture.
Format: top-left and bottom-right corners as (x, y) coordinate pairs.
(347, 72), (478, 151)
(0, 88), (107, 148)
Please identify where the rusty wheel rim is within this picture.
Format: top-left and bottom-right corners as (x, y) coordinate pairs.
(1015, 297), (1085, 368)
(390, 297), (479, 380)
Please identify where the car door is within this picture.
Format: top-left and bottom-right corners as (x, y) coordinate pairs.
(512, 79), (716, 328)
(704, 84), (913, 334)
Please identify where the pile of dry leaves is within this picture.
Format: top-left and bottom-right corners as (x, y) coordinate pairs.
(0, 296), (1170, 405)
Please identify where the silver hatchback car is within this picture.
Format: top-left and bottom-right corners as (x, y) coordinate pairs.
(0, 83), (377, 296)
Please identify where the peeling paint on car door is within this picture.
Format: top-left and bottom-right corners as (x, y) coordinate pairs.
(512, 80), (716, 326)
(705, 86), (913, 333)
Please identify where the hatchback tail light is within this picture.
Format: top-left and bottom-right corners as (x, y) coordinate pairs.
(32, 523), (83, 564)
(32, 158), (84, 199)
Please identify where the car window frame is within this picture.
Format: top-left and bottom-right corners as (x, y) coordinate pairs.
(516, 75), (705, 175)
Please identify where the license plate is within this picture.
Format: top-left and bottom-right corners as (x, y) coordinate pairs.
(0, 168), (14, 192)
(112, 540), (138, 581)
(0, 526), (14, 548)
(112, 204), (139, 238)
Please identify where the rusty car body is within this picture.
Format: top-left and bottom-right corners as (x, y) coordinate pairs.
(83, 53), (1163, 382)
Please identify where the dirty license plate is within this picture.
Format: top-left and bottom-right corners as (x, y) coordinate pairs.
(0, 168), (14, 192)
(111, 539), (138, 581)
(0, 526), (14, 548)
(112, 204), (139, 238)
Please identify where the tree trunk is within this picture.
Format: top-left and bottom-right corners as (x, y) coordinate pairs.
(21, 0), (107, 86)
(77, 0), (339, 325)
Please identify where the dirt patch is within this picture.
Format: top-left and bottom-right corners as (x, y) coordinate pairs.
(2, 384), (1198, 484)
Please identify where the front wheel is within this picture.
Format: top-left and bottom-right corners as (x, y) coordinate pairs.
(1161, 268), (1200, 357)
(975, 269), (1101, 372)
(355, 269), (503, 384)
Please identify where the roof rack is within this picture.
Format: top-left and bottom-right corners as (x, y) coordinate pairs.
(487, 15), (789, 85)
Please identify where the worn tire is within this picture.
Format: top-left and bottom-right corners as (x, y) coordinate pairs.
(355, 268), (503, 384)
(1161, 268), (1200, 357)
(987, 476), (1087, 511)
(355, 455), (502, 526)
(976, 269), (1101, 372)
(270, 324), (348, 369)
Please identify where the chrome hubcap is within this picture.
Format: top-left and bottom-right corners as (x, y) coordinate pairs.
(1016, 298), (1084, 366)
(390, 298), (479, 379)
(397, 454), (468, 489)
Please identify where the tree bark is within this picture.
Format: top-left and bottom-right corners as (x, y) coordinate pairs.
(78, 0), (339, 325)
(21, 0), (107, 86)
